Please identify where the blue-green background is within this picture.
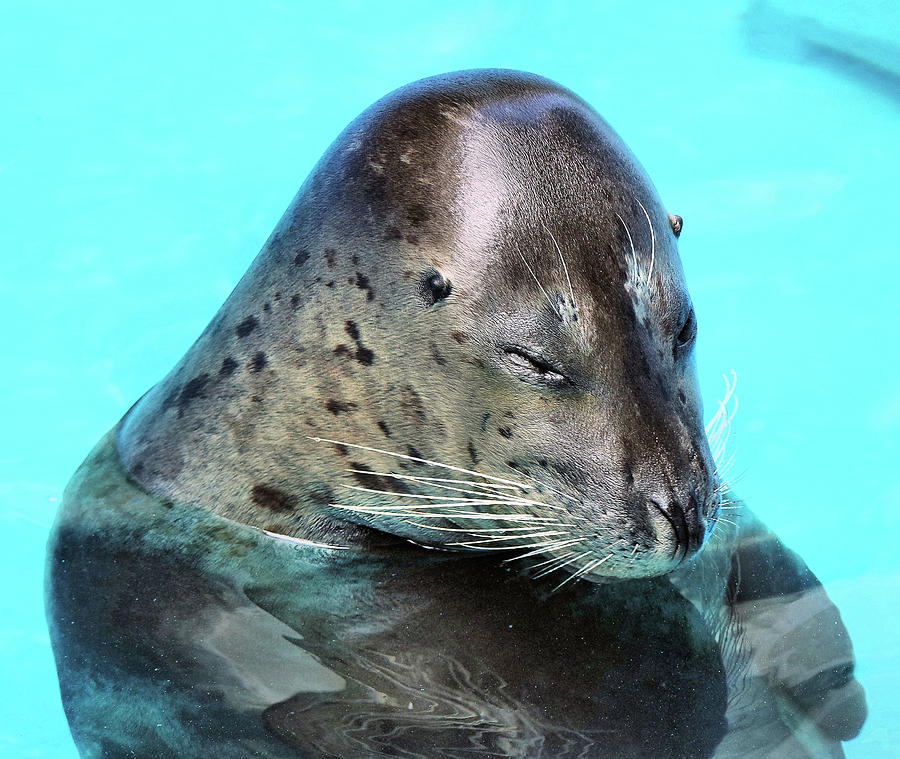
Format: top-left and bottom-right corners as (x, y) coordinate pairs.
(2, 1), (898, 756)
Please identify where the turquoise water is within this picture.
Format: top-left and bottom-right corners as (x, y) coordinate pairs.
(2, 1), (898, 756)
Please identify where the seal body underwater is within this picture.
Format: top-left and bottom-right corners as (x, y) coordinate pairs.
(47, 70), (866, 758)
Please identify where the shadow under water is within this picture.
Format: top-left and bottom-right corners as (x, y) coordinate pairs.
(46, 430), (865, 758)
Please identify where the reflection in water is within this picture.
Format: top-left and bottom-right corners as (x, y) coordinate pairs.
(46, 430), (865, 758)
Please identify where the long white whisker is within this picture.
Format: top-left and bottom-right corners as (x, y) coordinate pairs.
(552, 554), (612, 592)
(403, 524), (560, 534)
(449, 530), (568, 547)
(614, 212), (639, 273)
(502, 463), (579, 505)
(503, 537), (584, 561)
(528, 550), (576, 571)
(342, 472), (561, 511)
(310, 437), (531, 490)
(515, 247), (561, 320)
(637, 198), (656, 290)
(451, 535), (571, 551)
(532, 550), (591, 578)
(332, 505), (556, 523)
(337, 484), (528, 507)
(540, 220), (576, 313)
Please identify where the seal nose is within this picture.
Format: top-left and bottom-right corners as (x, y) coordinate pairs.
(648, 493), (705, 560)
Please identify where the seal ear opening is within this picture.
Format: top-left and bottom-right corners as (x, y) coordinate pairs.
(419, 269), (453, 306)
(669, 214), (683, 238)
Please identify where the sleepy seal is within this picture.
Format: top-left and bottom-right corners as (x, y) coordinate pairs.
(47, 69), (866, 758)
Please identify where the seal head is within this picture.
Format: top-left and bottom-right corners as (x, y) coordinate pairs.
(119, 70), (718, 579)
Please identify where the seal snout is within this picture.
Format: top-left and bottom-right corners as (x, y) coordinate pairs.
(647, 492), (707, 561)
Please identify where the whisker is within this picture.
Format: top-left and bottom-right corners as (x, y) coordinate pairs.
(364, 471), (522, 492)
(528, 550), (576, 571)
(551, 554), (612, 592)
(515, 247), (561, 320)
(331, 504), (557, 523)
(310, 437), (531, 490)
(261, 529), (351, 551)
(540, 220), (577, 313)
(403, 524), (560, 534)
(449, 530), (568, 547)
(451, 535), (573, 552)
(614, 212), (639, 273)
(344, 470), (534, 501)
(532, 550), (591, 579)
(503, 537), (584, 561)
(636, 199), (656, 290)
(502, 463), (579, 505)
(337, 484), (528, 507)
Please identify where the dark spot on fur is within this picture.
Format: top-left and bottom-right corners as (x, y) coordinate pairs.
(326, 280), (335, 288)
(332, 443), (348, 456)
(498, 426), (513, 439)
(377, 420), (391, 437)
(333, 344), (350, 357)
(468, 441), (479, 464)
(293, 250), (310, 267)
(324, 248), (337, 268)
(430, 343), (447, 365)
(507, 460), (519, 470)
(351, 254), (359, 265)
(406, 445), (422, 459)
(345, 320), (375, 365)
(290, 294), (301, 309)
(348, 461), (409, 493)
(400, 386), (426, 424)
(161, 498), (174, 510)
(407, 203), (429, 227)
(537, 459), (548, 468)
(219, 356), (238, 376)
(251, 484), (295, 513)
(177, 374), (209, 415)
(326, 399), (358, 415)
(480, 413), (491, 432)
(384, 225), (402, 241)
(304, 483), (336, 508)
(355, 272), (375, 301)
(406, 233), (419, 245)
(274, 292), (281, 300)
(236, 315), (258, 338)
(451, 330), (469, 344)
(263, 302), (271, 312)
(248, 352), (267, 372)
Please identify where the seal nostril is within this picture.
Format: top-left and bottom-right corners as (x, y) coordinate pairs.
(648, 496), (704, 561)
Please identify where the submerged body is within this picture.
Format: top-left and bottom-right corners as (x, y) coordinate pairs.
(47, 70), (865, 757)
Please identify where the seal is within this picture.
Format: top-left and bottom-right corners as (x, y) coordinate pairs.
(47, 70), (866, 758)
(117, 69), (716, 578)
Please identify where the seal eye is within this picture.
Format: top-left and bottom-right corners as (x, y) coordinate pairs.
(676, 307), (697, 351)
(420, 269), (452, 306)
(502, 346), (570, 386)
